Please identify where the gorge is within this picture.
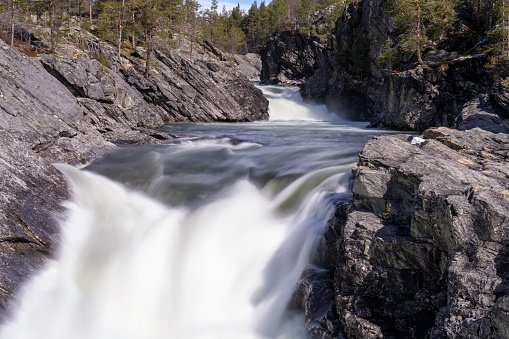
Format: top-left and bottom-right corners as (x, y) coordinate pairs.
(1, 0), (509, 337)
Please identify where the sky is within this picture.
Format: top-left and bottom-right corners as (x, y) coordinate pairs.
(198, 0), (256, 13)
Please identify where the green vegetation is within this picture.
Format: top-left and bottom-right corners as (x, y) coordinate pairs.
(378, 0), (509, 74)
(3, 0), (509, 79)
(0, 0), (351, 58)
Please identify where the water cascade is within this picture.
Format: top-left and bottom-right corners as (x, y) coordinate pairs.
(0, 86), (387, 339)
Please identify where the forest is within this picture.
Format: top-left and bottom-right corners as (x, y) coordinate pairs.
(1, 0), (509, 72)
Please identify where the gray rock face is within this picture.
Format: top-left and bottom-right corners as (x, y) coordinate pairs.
(39, 55), (164, 130)
(305, 127), (509, 338)
(234, 53), (263, 81)
(134, 48), (268, 122)
(370, 55), (491, 131)
(260, 30), (325, 85)
(0, 38), (115, 319)
(38, 36), (268, 124)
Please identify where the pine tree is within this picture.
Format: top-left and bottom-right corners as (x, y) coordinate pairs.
(134, 0), (170, 77)
(387, 0), (457, 64)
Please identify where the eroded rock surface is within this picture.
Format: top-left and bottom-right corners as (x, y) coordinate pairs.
(304, 127), (509, 338)
(260, 30), (325, 86)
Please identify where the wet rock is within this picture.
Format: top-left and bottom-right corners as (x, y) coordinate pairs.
(293, 266), (344, 339)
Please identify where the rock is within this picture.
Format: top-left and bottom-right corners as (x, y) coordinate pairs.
(233, 53), (262, 81)
(459, 97), (509, 134)
(116, 47), (268, 122)
(490, 80), (509, 119)
(371, 54), (491, 131)
(39, 34), (269, 123)
(260, 30), (325, 85)
(313, 128), (509, 338)
(300, 0), (392, 121)
(293, 266), (344, 339)
(0, 38), (113, 319)
(39, 55), (164, 130)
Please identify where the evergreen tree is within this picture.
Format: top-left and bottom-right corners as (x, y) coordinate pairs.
(386, 0), (457, 64)
(134, 0), (171, 77)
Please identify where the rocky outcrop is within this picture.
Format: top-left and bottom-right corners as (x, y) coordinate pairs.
(39, 34), (268, 124)
(234, 53), (263, 81)
(0, 33), (268, 319)
(370, 54), (492, 131)
(260, 30), (325, 85)
(0, 38), (114, 319)
(124, 47), (268, 122)
(302, 126), (509, 338)
(262, 0), (509, 130)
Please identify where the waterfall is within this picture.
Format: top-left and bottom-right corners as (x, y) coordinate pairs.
(0, 85), (381, 339)
(257, 85), (340, 122)
(0, 164), (351, 339)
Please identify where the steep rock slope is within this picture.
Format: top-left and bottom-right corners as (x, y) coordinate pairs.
(39, 35), (268, 124)
(260, 30), (325, 85)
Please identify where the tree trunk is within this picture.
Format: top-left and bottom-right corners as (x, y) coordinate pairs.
(50, 0), (55, 51)
(131, 11), (135, 49)
(415, 0), (423, 64)
(89, 0), (93, 25)
(68, 0), (72, 28)
(10, 0), (15, 47)
(78, 0), (82, 23)
(118, 0), (125, 62)
(145, 31), (152, 78)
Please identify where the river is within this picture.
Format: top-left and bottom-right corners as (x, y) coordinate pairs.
(0, 85), (391, 339)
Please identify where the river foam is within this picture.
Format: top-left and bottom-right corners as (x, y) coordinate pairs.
(0, 86), (389, 339)
(0, 163), (350, 339)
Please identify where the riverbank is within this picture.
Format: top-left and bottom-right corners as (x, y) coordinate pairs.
(0, 35), (268, 318)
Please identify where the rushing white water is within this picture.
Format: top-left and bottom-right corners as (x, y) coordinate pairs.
(257, 85), (340, 122)
(0, 86), (389, 339)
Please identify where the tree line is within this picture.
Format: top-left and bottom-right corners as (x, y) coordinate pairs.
(0, 0), (352, 56)
(378, 0), (509, 71)
(2, 0), (509, 75)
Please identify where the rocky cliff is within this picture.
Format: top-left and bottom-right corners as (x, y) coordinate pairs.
(0, 35), (267, 318)
(260, 0), (509, 131)
(296, 124), (509, 338)
(260, 30), (326, 86)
